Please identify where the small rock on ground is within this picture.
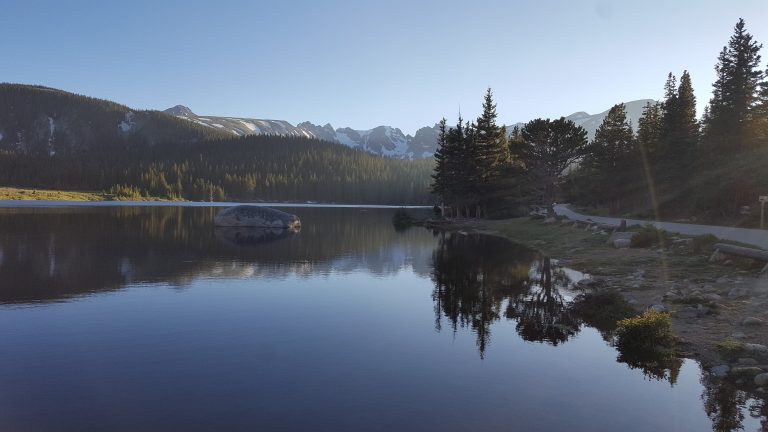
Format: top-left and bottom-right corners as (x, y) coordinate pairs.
(755, 373), (768, 386)
(743, 317), (764, 326)
(711, 365), (730, 377)
(730, 366), (765, 376)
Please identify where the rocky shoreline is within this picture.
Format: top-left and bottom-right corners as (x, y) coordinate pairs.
(416, 215), (768, 395)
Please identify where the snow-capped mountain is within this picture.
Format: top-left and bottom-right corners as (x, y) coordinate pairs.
(165, 105), (439, 160)
(566, 99), (654, 140)
(164, 99), (656, 160)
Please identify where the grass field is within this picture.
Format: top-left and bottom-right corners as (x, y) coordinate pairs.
(0, 187), (106, 201)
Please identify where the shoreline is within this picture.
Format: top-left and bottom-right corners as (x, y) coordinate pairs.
(424, 216), (768, 390)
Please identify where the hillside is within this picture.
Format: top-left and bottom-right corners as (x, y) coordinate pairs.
(0, 84), (434, 204)
(0, 84), (228, 156)
(0, 132), (434, 204)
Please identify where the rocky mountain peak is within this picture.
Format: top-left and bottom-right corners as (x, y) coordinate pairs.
(164, 105), (196, 117)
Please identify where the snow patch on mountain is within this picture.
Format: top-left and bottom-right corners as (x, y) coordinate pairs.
(47, 116), (56, 156)
(119, 112), (136, 133)
(239, 120), (259, 132)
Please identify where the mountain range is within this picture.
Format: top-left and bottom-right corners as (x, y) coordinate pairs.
(164, 99), (655, 160)
(0, 83), (654, 161)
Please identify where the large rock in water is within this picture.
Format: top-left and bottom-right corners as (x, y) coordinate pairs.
(214, 205), (301, 229)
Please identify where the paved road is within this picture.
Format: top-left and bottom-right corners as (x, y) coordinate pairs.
(554, 204), (768, 250)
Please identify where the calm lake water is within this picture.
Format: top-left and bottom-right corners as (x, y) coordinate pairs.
(0, 205), (764, 431)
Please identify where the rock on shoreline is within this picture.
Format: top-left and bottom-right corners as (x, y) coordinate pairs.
(214, 205), (301, 229)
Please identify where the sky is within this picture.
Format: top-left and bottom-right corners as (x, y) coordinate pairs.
(2, 0), (767, 134)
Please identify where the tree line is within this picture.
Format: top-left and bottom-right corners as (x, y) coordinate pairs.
(432, 18), (768, 222)
(0, 135), (435, 204)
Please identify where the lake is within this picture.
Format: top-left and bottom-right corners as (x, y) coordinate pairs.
(0, 205), (763, 431)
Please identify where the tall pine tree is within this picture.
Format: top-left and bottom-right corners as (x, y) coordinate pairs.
(473, 88), (512, 215)
(659, 71), (699, 182)
(431, 118), (449, 207)
(704, 18), (764, 150)
(586, 103), (636, 211)
(635, 101), (663, 210)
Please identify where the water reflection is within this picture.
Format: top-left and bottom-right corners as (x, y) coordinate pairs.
(1, 207), (766, 431)
(431, 232), (768, 431)
(431, 233), (581, 355)
(507, 257), (580, 345)
(0, 206), (435, 303)
(214, 226), (300, 246)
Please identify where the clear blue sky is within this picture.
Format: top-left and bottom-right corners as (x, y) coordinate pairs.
(2, 0), (766, 134)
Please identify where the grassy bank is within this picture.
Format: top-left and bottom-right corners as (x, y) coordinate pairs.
(0, 186), (180, 202)
(0, 187), (106, 201)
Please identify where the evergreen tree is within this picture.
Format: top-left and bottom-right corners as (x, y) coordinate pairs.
(521, 118), (589, 215)
(754, 68), (768, 140)
(585, 103), (636, 211)
(637, 102), (663, 163)
(635, 101), (663, 208)
(704, 18), (764, 150)
(658, 71), (698, 181)
(430, 118), (449, 204)
(473, 88), (512, 215)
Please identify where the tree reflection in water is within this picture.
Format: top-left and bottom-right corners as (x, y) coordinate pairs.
(432, 232), (672, 368)
(507, 256), (580, 345)
(431, 231), (768, 431)
(431, 232), (579, 356)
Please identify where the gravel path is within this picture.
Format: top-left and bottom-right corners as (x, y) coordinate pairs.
(554, 204), (768, 250)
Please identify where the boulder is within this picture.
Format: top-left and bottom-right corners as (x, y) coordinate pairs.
(710, 365), (730, 377)
(673, 238), (694, 247)
(649, 304), (666, 313)
(728, 287), (750, 299)
(738, 358), (759, 365)
(730, 366), (764, 376)
(743, 317), (765, 326)
(703, 293), (723, 302)
(744, 343), (768, 356)
(607, 231), (635, 246)
(755, 373), (768, 386)
(213, 205), (301, 229)
(613, 239), (631, 249)
(717, 276), (731, 284)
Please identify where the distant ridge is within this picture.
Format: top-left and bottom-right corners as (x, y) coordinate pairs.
(165, 99), (656, 159)
(0, 84), (228, 156)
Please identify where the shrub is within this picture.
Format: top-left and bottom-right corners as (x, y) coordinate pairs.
(630, 224), (672, 248)
(715, 338), (745, 360)
(692, 234), (719, 254)
(107, 184), (143, 200)
(615, 309), (675, 351)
